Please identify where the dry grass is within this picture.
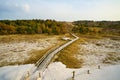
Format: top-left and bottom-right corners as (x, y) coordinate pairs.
(76, 33), (103, 39)
(103, 52), (120, 64)
(0, 46), (56, 67)
(24, 46), (55, 64)
(0, 43), (65, 67)
(24, 41), (66, 64)
(54, 34), (120, 68)
(0, 34), (63, 43)
(54, 39), (85, 68)
(0, 34), (66, 66)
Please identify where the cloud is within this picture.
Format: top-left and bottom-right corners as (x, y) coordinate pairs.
(0, 0), (120, 20)
(0, 0), (30, 13)
(22, 4), (30, 12)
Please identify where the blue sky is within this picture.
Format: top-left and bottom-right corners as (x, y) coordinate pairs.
(0, 0), (120, 21)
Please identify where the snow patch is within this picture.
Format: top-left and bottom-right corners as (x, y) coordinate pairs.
(0, 62), (120, 80)
(0, 64), (34, 80)
(0, 37), (59, 65)
(42, 62), (120, 80)
(77, 38), (120, 66)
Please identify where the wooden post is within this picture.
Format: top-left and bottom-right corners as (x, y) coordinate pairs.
(98, 65), (101, 69)
(39, 73), (41, 77)
(72, 71), (75, 80)
(37, 72), (41, 80)
(87, 70), (90, 74)
(25, 71), (30, 80)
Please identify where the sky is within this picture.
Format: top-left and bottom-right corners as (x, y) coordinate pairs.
(0, 0), (120, 21)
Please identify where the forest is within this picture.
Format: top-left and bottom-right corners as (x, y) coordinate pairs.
(0, 19), (68, 35)
(0, 20), (120, 35)
(72, 20), (120, 35)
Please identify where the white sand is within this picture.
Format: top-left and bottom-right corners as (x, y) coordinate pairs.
(0, 62), (120, 80)
(43, 62), (120, 80)
(0, 38), (120, 80)
(0, 37), (59, 65)
(77, 38), (120, 66)
(0, 64), (34, 80)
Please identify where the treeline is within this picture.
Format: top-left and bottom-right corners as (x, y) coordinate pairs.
(1, 20), (120, 35)
(0, 19), (68, 35)
(72, 20), (120, 35)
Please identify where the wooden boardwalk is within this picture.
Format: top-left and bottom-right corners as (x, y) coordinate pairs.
(22, 33), (79, 80)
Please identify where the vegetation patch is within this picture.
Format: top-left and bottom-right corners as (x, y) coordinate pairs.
(24, 47), (54, 64)
(0, 34), (66, 67)
(0, 20), (69, 35)
(25, 41), (66, 64)
(54, 39), (84, 68)
(103, 52), (120, 64)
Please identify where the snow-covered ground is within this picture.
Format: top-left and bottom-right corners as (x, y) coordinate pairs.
(0, 37), (60, 66)
(75, 64), (120, 80)
(0, 64), (34, 80)
(43, 62), (120, 80)
(0, 62), (120, 80)
(0, 38), (120, 80)
(77, 38), (120, 66)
